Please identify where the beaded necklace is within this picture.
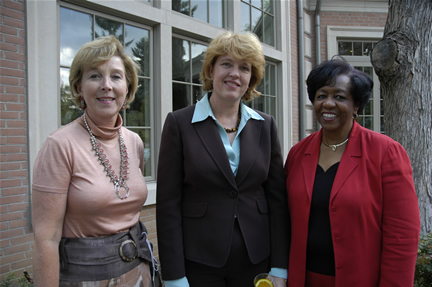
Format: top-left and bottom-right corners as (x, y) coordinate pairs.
(224, 109), (241, 133)
(83, 113), (130, 200)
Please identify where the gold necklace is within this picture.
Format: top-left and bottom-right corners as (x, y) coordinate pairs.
(322, 138), (349, 152)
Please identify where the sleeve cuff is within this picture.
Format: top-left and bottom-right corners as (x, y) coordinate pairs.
(163, 277), (189, 287)
(269, 267), (288, 279)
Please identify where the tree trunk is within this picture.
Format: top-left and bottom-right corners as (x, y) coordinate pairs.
(371, 0), (432, 234)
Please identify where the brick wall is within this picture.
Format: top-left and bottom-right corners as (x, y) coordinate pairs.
(0, 0), (33, 282)
(290, 0), (300, 144)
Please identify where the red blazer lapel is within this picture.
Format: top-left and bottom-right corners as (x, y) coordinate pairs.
(330, 122), (362, 201)
(302, 131), (322, 200)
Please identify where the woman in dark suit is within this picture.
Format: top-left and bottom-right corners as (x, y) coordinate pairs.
(285, 57), (420, 287)
(156, 31), (289, 287)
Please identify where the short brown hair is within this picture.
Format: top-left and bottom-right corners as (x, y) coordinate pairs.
(69, 35), (140, 109)
(200, 31), (265, 102)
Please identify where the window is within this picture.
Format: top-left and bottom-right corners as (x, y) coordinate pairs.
(337, 39), (383, 133)
(247, 62), (277, 119)
(172, 37), (207, 111)
(241, 0), (275, 46)
(59, 6), (154, 177)
(172, 0), (224, 28)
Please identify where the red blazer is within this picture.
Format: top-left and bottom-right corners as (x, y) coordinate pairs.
(156, 105), (289, 280)
(285, 122), (420, 287)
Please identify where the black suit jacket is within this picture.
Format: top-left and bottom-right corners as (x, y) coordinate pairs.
(156, 105), (289, 280)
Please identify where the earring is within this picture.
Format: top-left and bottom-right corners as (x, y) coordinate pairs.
(122, 101), (127, 110)
(353, 113), (358, 120)
(80, 97), (86, 109)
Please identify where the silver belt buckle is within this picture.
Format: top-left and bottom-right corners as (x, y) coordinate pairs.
(119, 239), (138, 262)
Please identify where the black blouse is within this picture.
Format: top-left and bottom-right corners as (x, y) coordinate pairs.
(306, 162), (339, 276)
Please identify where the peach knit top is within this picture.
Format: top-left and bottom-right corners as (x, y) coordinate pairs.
(32, 112), (148, 238)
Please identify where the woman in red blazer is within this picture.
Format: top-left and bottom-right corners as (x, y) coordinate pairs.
(157, 32), (289, 287)
(285, 58), (420, 287)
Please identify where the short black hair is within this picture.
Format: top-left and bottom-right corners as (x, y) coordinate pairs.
(306, 56), (373, 114)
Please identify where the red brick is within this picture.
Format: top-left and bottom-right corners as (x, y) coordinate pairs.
(0, 178), (22, 188)
(0, 59), (19, 69)
(0, 41), (17, 52)
(0, 211), (22, 222)
(5, 86), (25, 94)
(4, 34), (25, 46)
(6, 136), (26, 144)
(2, 186), (28, 196)
(4, 242), (31, 256)
(10, 233), (33, 245)
(6, 120), (26, 128)
(2, 129), (26, 137)
(0, 146), (21, 153)
(3, 0), (25, 11)
(0, 67), (25, 78)
(4, 51), (25, 61)
(0, 8), (24, 20)
(0, 252), (25, 265)
(0, 24), (18, 35)
(0, 205), (8, 214)
(0, 171), (7, 179)
(0, 195), (22, 204)
(0, 265), (11, 276)
(0, 238), (10, 248)
(8, 170), (27, 178)
(0, 94), (19, 102)
(9, 218), (28, 229)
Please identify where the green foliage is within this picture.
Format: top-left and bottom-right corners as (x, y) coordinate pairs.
(0, 272), (33, 287)
(415, 233), (432, 287)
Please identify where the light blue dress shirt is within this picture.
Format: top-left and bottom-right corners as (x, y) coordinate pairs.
(163, 94), (287, 287)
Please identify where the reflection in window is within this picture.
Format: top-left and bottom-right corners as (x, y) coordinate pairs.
(338, 40), (376, 56)
(241, 0), (274, 46)
(246, 63), (277, 119)
(172, 37), (206, 111)
(172, 0), (224, 28)
(60, 6), (153, 177)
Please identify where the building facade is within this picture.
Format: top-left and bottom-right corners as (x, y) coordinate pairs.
(0, 0), (387, 281)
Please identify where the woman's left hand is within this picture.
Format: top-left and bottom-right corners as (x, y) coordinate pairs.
(273, 276), (287, 287)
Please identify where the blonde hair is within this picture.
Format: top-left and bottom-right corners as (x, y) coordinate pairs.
(200, 31), (265, 101)
(69, 35), (140, 109)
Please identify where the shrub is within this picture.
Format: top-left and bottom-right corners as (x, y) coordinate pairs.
(415, 233), (432, 287)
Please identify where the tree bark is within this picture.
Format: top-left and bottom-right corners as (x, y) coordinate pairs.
(371, 0), (432, 234)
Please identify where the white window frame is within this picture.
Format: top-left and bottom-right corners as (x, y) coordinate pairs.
(327, 26), (384, 133)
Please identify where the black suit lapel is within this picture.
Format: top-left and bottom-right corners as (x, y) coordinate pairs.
(236, 119), (262, 186)
(194, 118), (238, 189)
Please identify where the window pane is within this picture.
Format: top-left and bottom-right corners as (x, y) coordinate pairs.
(172, 38), (190, 82)
(263, 13), (274, 46)
(95, 16), (123, 40)
(193, 85), (205, 104)
(209, 0), (224, 27)
(191, 0), (208, 22)
(364, 42), (373, 56)
(264, 0), (273, 14)
(338, 42), (352, 55)
(265, 64), (276, 95)
(353, 42), (362, 56)
(172, 0), (190, 15)
(129, 128), (151, 176)
(191, 43), (207, 84)
(364, 116), (373, 130)
(60, 7), (93, 66)
(251, 7), (263, 42)
(241, 1), (251, 32)
(251, 0), (262, 9)
(125, 25), (150, 77)
(364, 99), (373, 115)
(264, 95), (276, 118)
(60, 68), (83, 125)
(173, 83), (191, 110)
(126, 78), (150, 127)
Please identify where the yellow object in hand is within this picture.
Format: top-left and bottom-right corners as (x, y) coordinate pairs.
(255, 278), (274, 287)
